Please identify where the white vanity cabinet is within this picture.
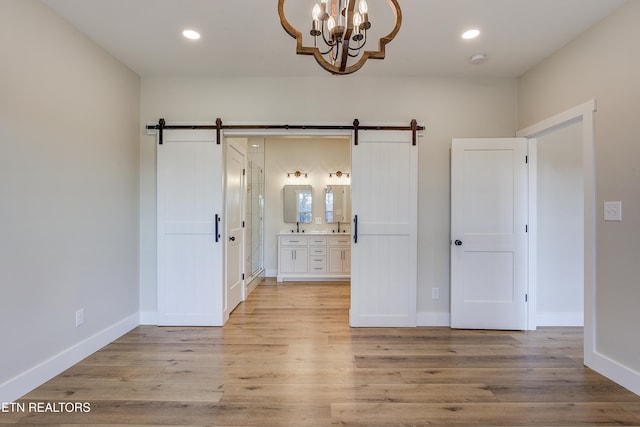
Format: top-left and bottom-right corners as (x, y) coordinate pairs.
(277, 233), (351, 282)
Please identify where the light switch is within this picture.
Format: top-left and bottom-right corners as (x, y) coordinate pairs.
(604, 201), (622, 221)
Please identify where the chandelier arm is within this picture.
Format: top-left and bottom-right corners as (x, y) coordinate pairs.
(319, 45), (335, 56)
(347, 28), (368, 57)
(317, 20), (339, 60)
(333, 41), (340, 64)
(320, 21), (335, 49)
(347, 40), (364, 57)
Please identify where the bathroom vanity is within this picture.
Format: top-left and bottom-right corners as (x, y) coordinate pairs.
(277, 232), (351, 282)
(278, 183), (351, 282)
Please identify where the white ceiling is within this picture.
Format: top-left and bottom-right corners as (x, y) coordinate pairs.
(42, 0), (626, 79)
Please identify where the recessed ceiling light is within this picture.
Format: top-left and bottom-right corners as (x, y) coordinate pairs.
(462, 29), (480, 40)
(182, 30), (201, 40)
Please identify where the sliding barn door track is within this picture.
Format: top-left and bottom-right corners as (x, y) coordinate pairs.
(146, 118), (425, 146)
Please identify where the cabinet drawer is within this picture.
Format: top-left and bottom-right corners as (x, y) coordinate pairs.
(329, 236), (350, 246)
(309, 236), (327, 246)
(280, 236), (308, 246)
(309, 247), (327, 256)
(309, 256), (327, 272)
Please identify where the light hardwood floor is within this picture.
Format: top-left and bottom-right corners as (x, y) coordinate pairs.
(7, 279), (640, 426)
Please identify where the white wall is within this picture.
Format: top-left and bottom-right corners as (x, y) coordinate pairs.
(139, 76), (518, 323)
(264, 137), (351, 276)
(518, 0), (640, 392)
(536, 120), (584, 326)
(0, 1), (140, 401)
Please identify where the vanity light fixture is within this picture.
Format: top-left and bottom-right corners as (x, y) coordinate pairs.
(277, 0), (402, 75)
(287, 170), (308, 179)
(329, 170), (350, 185)
(329, 171), (350, 179)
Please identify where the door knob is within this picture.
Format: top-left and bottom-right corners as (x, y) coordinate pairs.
(454, 240), (463, 246)
(229, 236), (236, 242)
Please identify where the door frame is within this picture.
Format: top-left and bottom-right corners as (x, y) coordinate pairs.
(516, 100), (596, 348)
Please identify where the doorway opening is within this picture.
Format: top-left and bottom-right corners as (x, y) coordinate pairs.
(226, 134), (353, 292)
(516, 100), (596, 361)
(530, 119), (584, 328)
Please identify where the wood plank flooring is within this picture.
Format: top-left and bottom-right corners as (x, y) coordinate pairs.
(6, 279), (640, 426)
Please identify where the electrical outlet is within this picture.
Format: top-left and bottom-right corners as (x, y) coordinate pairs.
(315, 217), (322, 224)
(604, 201), (622, 221)
(75, 309), (84, 327)
(432, 287), (440, 300)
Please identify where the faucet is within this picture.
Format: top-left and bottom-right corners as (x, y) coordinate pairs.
(296, 221), (299, 233)
(337, 221), (341, 233)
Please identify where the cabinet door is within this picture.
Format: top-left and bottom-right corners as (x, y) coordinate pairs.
(293, 248), (308, 273)
(329, 247), (344, 273)
(343, 248), (351, 274)
(280, 247), (296, 273)
(280, 247), (308, 273)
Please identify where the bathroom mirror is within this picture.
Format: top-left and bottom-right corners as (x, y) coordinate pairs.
(325, 185), (351, 224)
(283, 185), (313, 223)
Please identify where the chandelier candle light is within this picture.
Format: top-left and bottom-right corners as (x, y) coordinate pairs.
(278, 0), (401, 75)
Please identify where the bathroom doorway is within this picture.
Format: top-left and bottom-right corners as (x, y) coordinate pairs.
(263, 136), (352, 278)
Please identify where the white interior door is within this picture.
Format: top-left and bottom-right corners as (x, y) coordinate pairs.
(450, 138), (528, 330)
(350, 130), (418, 327)
(157, 130), (223, 326)
(225, 140), (245, 319)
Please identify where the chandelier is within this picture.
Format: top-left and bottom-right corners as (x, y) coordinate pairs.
(277, 0), (402, 75)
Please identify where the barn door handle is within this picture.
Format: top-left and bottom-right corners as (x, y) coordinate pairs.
(215, 214), (221, 243)
(353, 215), (358, 244)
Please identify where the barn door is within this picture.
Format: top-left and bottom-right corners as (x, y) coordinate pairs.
(350, 130), (418, 327)
(157, 130), (224, 326)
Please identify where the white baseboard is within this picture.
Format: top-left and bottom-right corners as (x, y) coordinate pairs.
(265, 268), (278, 278)
(139, 311), (158, 325)
(587, 350), (640, 396)
(0, 313), (139, 403)
(417, 311), (450, 327)
(536, 311), (584, 327)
